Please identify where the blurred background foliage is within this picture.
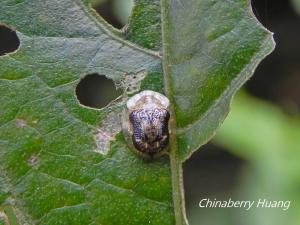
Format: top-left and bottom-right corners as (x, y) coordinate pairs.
(90, 0), (300, 224)
(1, 0), (298, 224)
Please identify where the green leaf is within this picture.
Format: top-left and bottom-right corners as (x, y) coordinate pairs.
(0, 0), (274, 225)
(161, 0), (275, 161)
(126, 0), (162, 50)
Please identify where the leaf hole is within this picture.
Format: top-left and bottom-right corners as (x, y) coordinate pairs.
(91, 0), (134, 29)
(76, 74), (122, 109)
(0, 25), (20, 56)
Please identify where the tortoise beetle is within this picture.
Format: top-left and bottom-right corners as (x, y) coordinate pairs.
(122, 90), (170, 157)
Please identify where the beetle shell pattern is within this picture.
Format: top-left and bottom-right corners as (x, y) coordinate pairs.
(123, 90), (170, 157)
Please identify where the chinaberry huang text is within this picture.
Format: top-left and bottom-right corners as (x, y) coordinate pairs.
(199, 198), (290, 211)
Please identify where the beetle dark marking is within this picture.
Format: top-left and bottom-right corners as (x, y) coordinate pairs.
(122, 90), (170, 157)
(129, 108), (170, 155)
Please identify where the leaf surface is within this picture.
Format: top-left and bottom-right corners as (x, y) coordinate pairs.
(0, 0), (274, 224)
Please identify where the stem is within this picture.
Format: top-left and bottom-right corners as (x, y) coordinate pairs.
(161, 0), (188, 224)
